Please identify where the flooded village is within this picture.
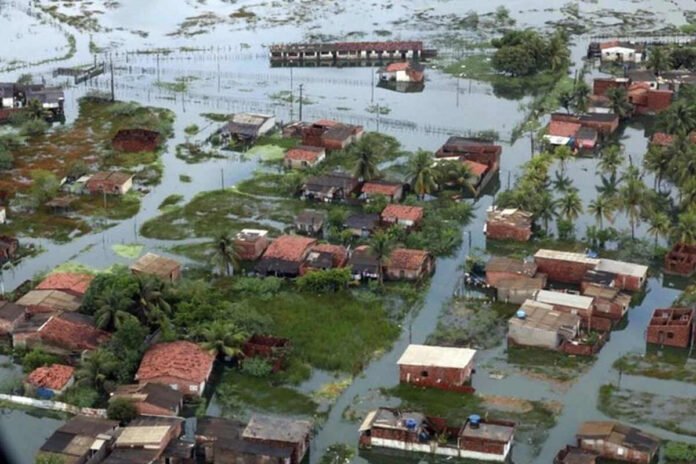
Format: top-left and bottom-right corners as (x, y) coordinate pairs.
(2, 0), (696, 463)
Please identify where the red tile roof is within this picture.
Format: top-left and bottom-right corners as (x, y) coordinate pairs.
(313, 119), (339, 128)
(463, 160), (488, 177)
(36, 273), (94, 296)
(651, 132), (673, 146)
(384, 62), (411, 72)
(40, 314), (110, 351)
(381, 204), (424, 223)
(388, 249), (431, 270)
(362, 182), (402, 196)
(136, 341), (215, 384)
(599, 40), (620, 50)
(26, 364), (74, 390)
(547, 121), (581, 138)
(311, 244), (348, 267)
(285, 146), (325, 162)
(263, 235), (317, 262)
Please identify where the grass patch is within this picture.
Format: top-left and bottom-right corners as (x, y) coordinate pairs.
(111, 243), (143, 259)
(175, 143), (225, 164)
(159, 194), (184, 210)
(155, 76), (196, 93)
(507, 346), (595, 383)
(179, 174), (192, 183)
(614, 351), (696, 383)
(255, 133), (300, 150)
(215, 369), (317, 418)
(200, 113), (229, 123)
(169, 241), (213, 262)
(245, 144), (286, 161)
(74, 191), (142, 221)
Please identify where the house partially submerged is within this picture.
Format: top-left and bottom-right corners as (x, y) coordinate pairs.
(397, 344), (476, 393)
(359, 408), (515, 462)
(294, 210), (326, 236)
(110, 383), (184, 417)
(130, 252), (182, 283)
(646, 308), (694, 349)
(255, 235), (317, 277)
(576, 421), (660, 464)
(594, 259), (648, 292)
(378, 61), (425, 83)
(484, 207), (533, 242)
(0, 300), (26, 340)
(381, 204), (424, 229)
(86, 171), (134, 195)
(25, 363), (75, 398)
(554, 446), (598, 464)
(36, 272), (94, 298)
(508, 300), (581, 350)
(435, 137), (502, 194)
(664, 242), (696, 277)
(347, 245), (379, 281)
(37, 416), (119, 464)
(219, 113), (275, 143)
(301, 172), (360, 202)
(135, 341), (216, 397)
(360, 181), (404, 202)
(344, 212), (380, 238)
(534, 250), (600, 284)
(533, 290), (596, 323)
(302, 243), (348, 274)
(284, 145), (326, 170)
(234, 229), (270, 261)
(302, 119), (363, 151)
(598, 41), (644, 63)
(544, 120), (581, 147)
(112, 129), (161, 153)
(242, 415), (313, 464)
(485, 257), (538, 288)
(242, 334), (290, 373)
(385, 248), (434, 281)
(582, 284), (631, 323)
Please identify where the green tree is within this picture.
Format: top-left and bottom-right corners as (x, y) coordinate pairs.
(674, 208), (696, 244)
(587, 195), (615, 230)
(26, 98), (45, 120)
(36, 454), (65, 464)
(134, 274), (171, 328)
(536, 191), (557, 234)
(554, 145), (573, 174)
(297, 268), (352, 293)
(619, 175), (646, 240)
(107, 397), (138, 424)
(596, 172), (621, 199)
(552, 171), (573, 193)
(196, 322), (247, 359)
(408, 150), (438, 199)
(558, 89), (575, 114)
(572, 81), (591, 113)
(353, 139), (379, 181)
(647, 47), (671, 75)
(76, 349), (119, 393)
(211, 233), (240, 277)
(659, 100), (696, 136)
(647, 211), (671, 249)
(597, 145), (624, 176)
(434, 160), (476, 194)
(94, 286), (137, 330)
(555, 190), (583, 221)
(29, 170), (60, 206)
(547, 30), (570, 73)
(368, 230), (395, 286)
(606, 87), (632, 119)
(22, 348), (60, 373)
(643, 144), (670, 191)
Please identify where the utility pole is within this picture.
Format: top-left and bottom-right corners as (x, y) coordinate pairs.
(220, 168), (225, 191)
(456, 76), (460, 107)
(156, 53), (160, 84)
(376, 104), (380, 133)
(371, 66), (374, 104)
(110, 59), (115, 102)
(298, 84), (304, 121)
(289, 67), (294, 121)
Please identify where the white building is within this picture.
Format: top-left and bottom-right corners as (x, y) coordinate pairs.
(600, 41), (644, 63)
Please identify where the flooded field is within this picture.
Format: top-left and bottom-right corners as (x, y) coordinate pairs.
(1, 0), (696, 463)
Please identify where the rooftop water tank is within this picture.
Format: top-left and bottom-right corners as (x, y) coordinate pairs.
(469, 414), (481, 429)
(404, 418), (418, 430)
(516, 309), (527, 319)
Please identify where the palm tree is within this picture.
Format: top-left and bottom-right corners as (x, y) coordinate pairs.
(598, 145), (624, 176)
(353, 143), (379, 181)
(573, 81), (591, 113)
(369, 230), (395, 286)
(536, 191), (557, 234)
(587, 196), (615, 230)
(134, 275), (171, 327)
(408, 150), (438, 199)
(596, 172), (621, 199)
(548, 30), (570, 73)
(619, 176), (646, 240)
(94, 288), (135, 330)
(434, 160), (476, 194)
(643, 144), (670, 191)
(552, 171), (573, 193)
(555, 190), (583, 221)
(606, 87), (632, 119)
(660, 101), (696, 136)
(211, 233), (240, 277)
(558, 89), (575, 114)
(554, 145), (573, 174)
(647, 211), (671, 249)
(197, 322), (248, 359)
(674, 208), (696, 244)
(647, 47), (671, 76)
(76, 349), (118, 391)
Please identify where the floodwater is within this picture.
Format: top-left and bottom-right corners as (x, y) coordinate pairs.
(0, 0), (695, 462)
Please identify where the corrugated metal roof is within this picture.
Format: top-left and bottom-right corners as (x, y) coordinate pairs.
(397, 344), (476, 369)
(535, 290), (594, 310)
(595, 259), (648, 278)
(535, 249), (599, 265)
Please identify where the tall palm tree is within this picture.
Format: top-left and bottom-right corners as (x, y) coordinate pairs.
(643, 144), (670, 192)
(647, 47), (671, 76)
(435, 160), (476, 194)
(408, 150), (438, 199)
(369, 230), (395, 286)
(573, 81), (591, 113)
(353, 143), (379, 181)
(134, 275), (171, 328)
(647, 211), (671, 249)
(197, 322), (248, 359)
(606, 87), (632, 119)
(536, 191), (557, 234)
(554, 145), (573, 174)
(76, 349), (118, 392)
(660, 101), (696, 137)
(94, 288), (135, 330)
(555, 190), (583, 221)
(548, 30), (570, 73)
(674, 209), (696, 244)
(211, 233), (240, 277)
(587, 196), (615, 230)
(596, 172), (621, 199)
(552, 171), (573, 193)
(619, 176), (646, 240)
(598, 145), (624, 176)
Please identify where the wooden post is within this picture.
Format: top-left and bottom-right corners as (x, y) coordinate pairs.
(299, 84), (304, 121)
(110, 60), (115, 102)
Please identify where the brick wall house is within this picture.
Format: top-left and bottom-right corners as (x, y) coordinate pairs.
(646, 308), (694, 349)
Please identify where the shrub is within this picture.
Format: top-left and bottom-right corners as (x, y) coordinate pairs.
(296, 268), (352, 293)
(107, 397), (138, 424)
(21, 348), (60, 373)
(184, 124), (199, 135)
(20, 119), (49, 136)
(241, 357), (273, 377)
(665, 441), (696, 462)
(0, 150), (14, 170)
(59, 385), (99, 408)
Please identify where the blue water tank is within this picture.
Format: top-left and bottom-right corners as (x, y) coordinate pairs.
(469, 414), (481, 425)
(404, 418), (418, 430)
(516, 310), (527, 319)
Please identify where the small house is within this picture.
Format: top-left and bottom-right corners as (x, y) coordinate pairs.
(646, 308), (694, 349)
(627, 69), (657, 88)
(104, 416), (186, 464)
(484, 207), (533, 242)
(360, 181), (404, 202)
(359, 408), (515, 462)
(294, 210), (326, 236)
(135, 341), (216, 397)
(534, 249), (599, 285)
(37, 416), (119, 464)
(0, 301), (26, 338)
(36, 272), (94, 298)
(301, 172), (360, 202)
(284, 145), (326, 170)
(664, 242), (696, 276)
(397, 344), (476, 392)
(25, 363), (75, 397)
(219, 113), (276, 143)
(485, 257), (537, 288)
(130, 252), (182, 283)
(576, 126), (598, 150)
(544, 120), (581, 147)
(593, 77), (629, 96)
(16, 289), (82, 314)
(110, 383), (184, 417)
(378, 61), (425, 83)
(344, 212), (380, 238)
(582, 284), (631, 321)
(255, 235), (317, 277)
(302, 243), (348, 274)
(0, 235), (18, 264)
(381, 204), (424, 229)
(507, 300), (581, 350)
(302, 119), (363, 151)
(595, 259), (648, 292)
(496, 277), (547, 305)
(17, 312), (110, 356)
(599, 41), (644, 63)
(554, 446), (598, 464)
(533, 290), (596, 323)
(86, 171), (134, 195)
(348, 245), (379, 280)
(234, 229), (270, 261)
(576, 421), (660, 464)
(112, 128), (161, 153)
(0, 83), (14, 108)
(628, 83), (673, 114)
(579, 113), (619, 135)
(242, 415), (312, 464)
(435, 137), (502, 194)
(385, 248), (434, 281)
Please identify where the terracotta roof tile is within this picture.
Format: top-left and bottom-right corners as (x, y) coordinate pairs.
(263, 235), (317, 262)
(39, 314), (110, 351)
(310, 244), (348, 267)
(362, 182), (402, 196)
(381, 204), (424, 223)
(136, 341), (215, 384)
(36, 273), (94, 296)
(26, 364), (74, 390)
(384, 62), (411, 72)
(285, 146), (325, 162)
(547, 121), (581, 138)
(463, 160), (488, 177)
(388, 249), (430, 270)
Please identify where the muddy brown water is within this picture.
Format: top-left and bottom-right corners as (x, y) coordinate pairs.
(1, 0), (696, 462)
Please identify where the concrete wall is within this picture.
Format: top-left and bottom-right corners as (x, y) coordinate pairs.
(486, 223), (531, 242)
(508, 324), (559, 350)
(646, 324), (692, 348)
(534, 257), (595, 284)
(399, 364), (474, 392)
(0, 393), (106, 417)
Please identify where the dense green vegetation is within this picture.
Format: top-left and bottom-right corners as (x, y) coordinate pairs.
(491, 29), (569, 77)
